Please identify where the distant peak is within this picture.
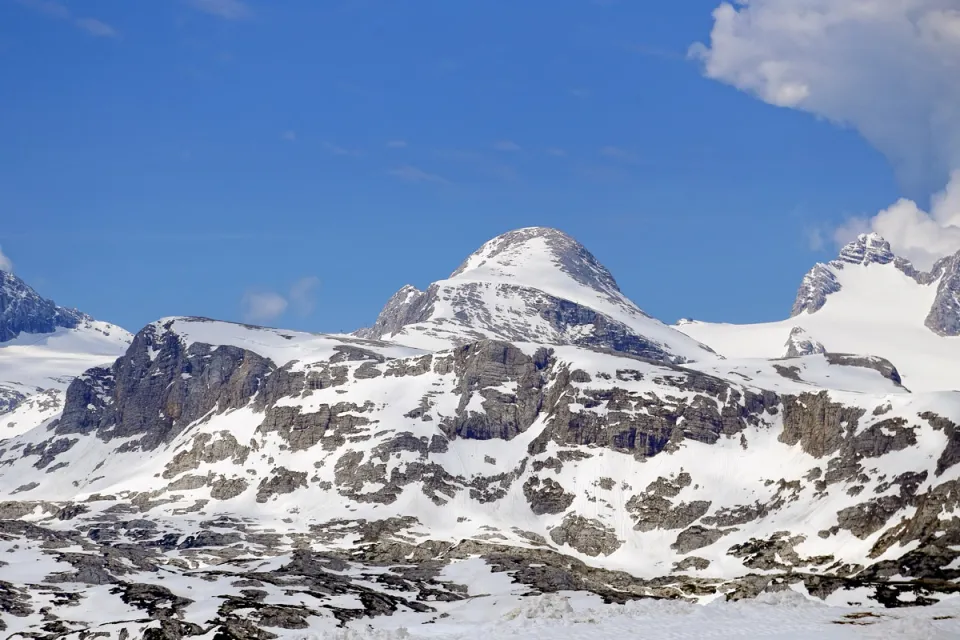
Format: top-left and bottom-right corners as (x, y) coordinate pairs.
(450, 227), (621, 295)
(836, 233), (895, 266)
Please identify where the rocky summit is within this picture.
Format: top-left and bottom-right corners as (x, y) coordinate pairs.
(3, 228), (960, 638)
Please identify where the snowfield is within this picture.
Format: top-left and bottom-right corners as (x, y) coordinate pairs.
(3, 229), (960, 638)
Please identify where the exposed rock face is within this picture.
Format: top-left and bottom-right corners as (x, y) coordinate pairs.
(52, 320), (273, 451)
(672, 526), (733, 554)
(530, 366), (778, 459)
(0, 271), (88, 342)
(836, 233), (896, 267)
(823, 353), (902, 385)
(789, 234), (960, 338)
(780, 392), (865, 458)
(792, 233), (895, 316)
(548, 514), (622, 557)
(783, 327), (826, 357)
(524, 477), (575, 515)
(791, 264), (841, 317)
(441, 341), (552, 441)
(926, 252), (960, 336)
(354, 285), (431, 340)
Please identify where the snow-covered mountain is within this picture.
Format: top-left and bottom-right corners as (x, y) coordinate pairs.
(3, 229), (960, 638)
(677, 233), (960, 392)
(0, 270), (131, 436)
(356, 227), (716, 363)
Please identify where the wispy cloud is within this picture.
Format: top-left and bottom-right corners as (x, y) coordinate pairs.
(493, 140), (521, 152)
(323, 142), (362, 157)
(240, 291), (287, 324)
(281, 130), (297, 142)
(240, 276), (320, 324)
(75, 18), (118, 38)
(289, 276), (320, 317)
(17, 0), (118, 38)
(186, 0), (252, 20)
(0, 246), (13, 272)
(386, 140), (408, 149)
(600, 146), (637, 163)
(546, 147), (568, 157)
(803, 226), (825, 252)
(388, 165), (448, 184)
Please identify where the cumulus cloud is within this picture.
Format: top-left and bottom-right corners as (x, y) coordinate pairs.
(694, 0), (960, 264)
(240, 277), (320, 324)
(240, 291), (288, 324)
(0, 246), (13, 273)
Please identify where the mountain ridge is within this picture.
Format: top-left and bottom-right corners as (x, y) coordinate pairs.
(3, 228), (960, 635)
(356, 227), (716, 364)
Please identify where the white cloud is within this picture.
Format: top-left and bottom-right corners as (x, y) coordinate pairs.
(241, 291), (287, 324)
(281, 130), (297, 142)
(387, 140), (408, 149)
(240, 276), (321, 324)
(289, 276), (320, 317)
(388, 165), (448, 184)
(186, 0), (252, 20)
(0, 246), (13, 272)
(493, 140), (521, 152)
(694, 0), (960, 187)
(546, 147), (568, 157)
(803, 226), (825, 252)
(694, 0), (960, 263)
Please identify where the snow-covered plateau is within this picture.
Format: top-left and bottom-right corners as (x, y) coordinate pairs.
(3, 227), (960, 638)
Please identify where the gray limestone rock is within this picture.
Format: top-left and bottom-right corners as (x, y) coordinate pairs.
(783, 327), (826, 357)
(523, 476), (575, 515)
(256, 468), (308, 503)
(671, 526), (733, 554)
(53, 320), (274, 451)
(548, 514), (622, 557)
(926, 252), (960, 336)
(0, 271), (89, 342)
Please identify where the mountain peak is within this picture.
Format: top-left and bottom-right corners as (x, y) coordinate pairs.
(0, 270), (90, 342)
(356, 227), (713, 363)
(449, 227), (621, 298)
(836, 232), (895, 267)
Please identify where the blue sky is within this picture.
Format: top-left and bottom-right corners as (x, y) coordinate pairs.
(0, 0), (905, 333)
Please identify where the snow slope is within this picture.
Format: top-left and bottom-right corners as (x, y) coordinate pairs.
(3, 229), (960, 635)
(0, 319), (131, 436)
(677, 236), (960, 392)
(360, 227), (715, 363)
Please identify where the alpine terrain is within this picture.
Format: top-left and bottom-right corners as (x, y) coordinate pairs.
(2, 228), (960, 638)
